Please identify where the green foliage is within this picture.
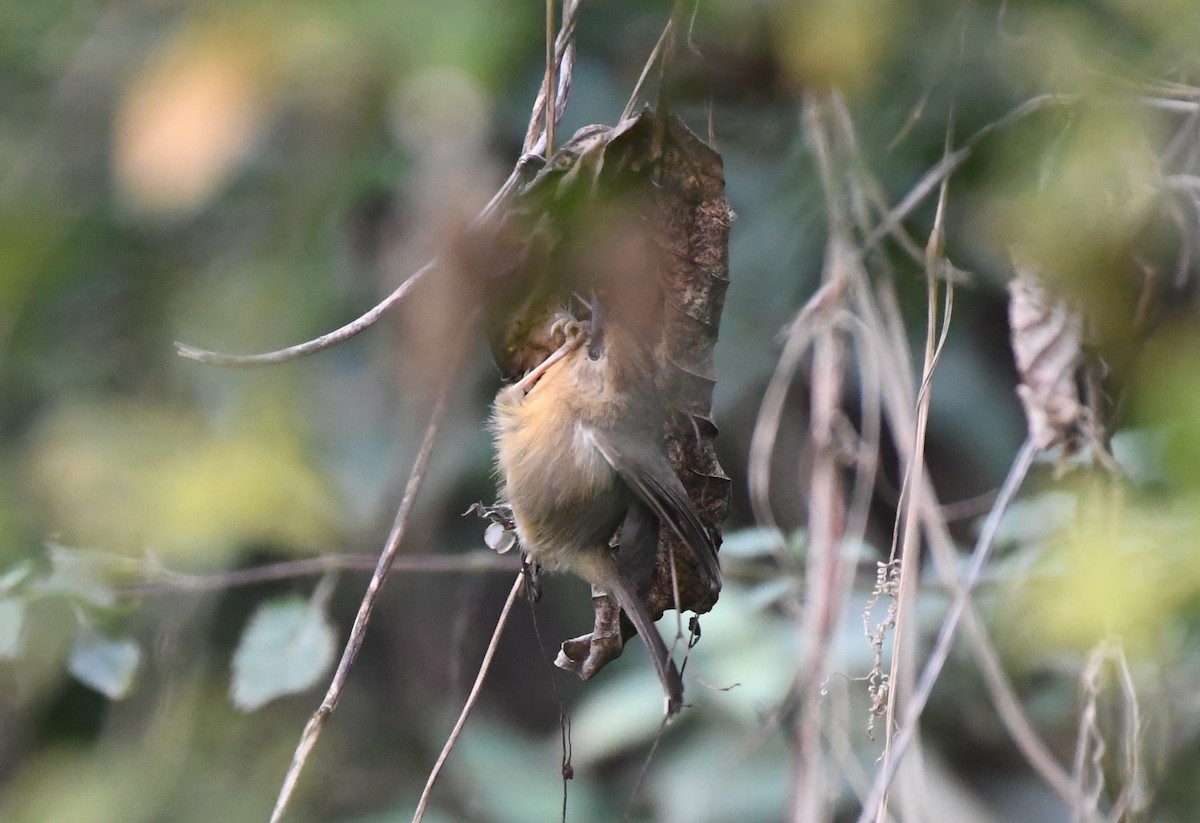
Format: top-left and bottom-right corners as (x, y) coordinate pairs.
(25, 402), (342, 564)
(230, 587), (337, 711)
(33, 543), (124, 608)
(67, 628), (141, 700)
(0, 598), (24, 659)
(0, 546), (142, 697)
(2, 0), (1200, 821)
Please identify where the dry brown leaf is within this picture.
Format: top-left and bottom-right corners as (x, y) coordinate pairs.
(1008, 270), (1086, 450)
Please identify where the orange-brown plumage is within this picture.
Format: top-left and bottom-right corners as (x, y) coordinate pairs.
(490, 311), (720, 716)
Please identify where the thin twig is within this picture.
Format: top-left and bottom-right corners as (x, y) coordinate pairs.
(790, 269), (852, 823)
(180, 1), (583, 369)
(747, 287), (821, 537)
(1141, 96), (1200, 113)
(1073, 643), (1108, 823)
(822, 672), (878, 809)
(622, 719), (671, 823)
(174, 156), (529, 367)
(905, 429), (1086, 809)
(830, 96), (931, 275)
(938, 488), (1002, 521)
(748, 98), (852, 546)
(855, 439), (1039, 823)
(962, 602), (1086, 806)
(269, 368), (458, 823)
(125, 551), (518, 594)
(837, 99), (1082, 807)
(839, 315), (883, 594)
(1070, 639), (1149, 823)
(621, 2), (684, 121)
(411, 572), (526, 823)
(175, 260), (436, 366)
(1112, 644), (1148, 817)
(864, 94), (1077, 249)
(523, 589), (573, 822)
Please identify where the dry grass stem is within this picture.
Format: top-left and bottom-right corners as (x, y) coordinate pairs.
(544, 0), (556, 155)
(1070, 641), (1149, 823)
(873, 111), (957, 823)
(523, 0), (581, 154)
(787, 98), (857, 823)
(855, 439), (1038, 823)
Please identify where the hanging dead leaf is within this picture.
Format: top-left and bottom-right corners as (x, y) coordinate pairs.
(477, 108), (732, 681)
(1008, 269), (1086, 450)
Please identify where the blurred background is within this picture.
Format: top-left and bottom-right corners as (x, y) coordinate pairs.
(3, 1), (1200, 821)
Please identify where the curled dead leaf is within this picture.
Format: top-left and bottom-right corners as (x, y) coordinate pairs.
(1008, 270), (1086, 450)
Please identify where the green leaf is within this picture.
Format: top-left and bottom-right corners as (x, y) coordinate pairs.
(68, 628), (141, 698)
(0, 598), (24, 659)
(35, 543), (118, 608)
(0, 560), (33, 594)
(230, 595), (336, 711)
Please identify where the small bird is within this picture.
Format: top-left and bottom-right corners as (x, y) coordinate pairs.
(491, 301), (721, 716)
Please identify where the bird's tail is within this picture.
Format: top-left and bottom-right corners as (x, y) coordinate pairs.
(601, 556), (684, 717)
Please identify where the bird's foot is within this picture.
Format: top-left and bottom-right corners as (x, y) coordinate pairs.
(553, 593), (625, 680)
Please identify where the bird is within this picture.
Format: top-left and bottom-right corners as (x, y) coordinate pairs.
(490, 299), (721, 716)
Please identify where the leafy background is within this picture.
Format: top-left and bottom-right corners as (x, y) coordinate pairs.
(3, 1), (1200, 821)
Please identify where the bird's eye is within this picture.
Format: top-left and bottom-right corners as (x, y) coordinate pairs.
(587, 341), (603, 361)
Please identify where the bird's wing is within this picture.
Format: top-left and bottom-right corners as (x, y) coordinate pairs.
(585, 426), (721, 592)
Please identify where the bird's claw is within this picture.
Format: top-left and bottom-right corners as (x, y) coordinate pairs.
(549, 315), (586, 350)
